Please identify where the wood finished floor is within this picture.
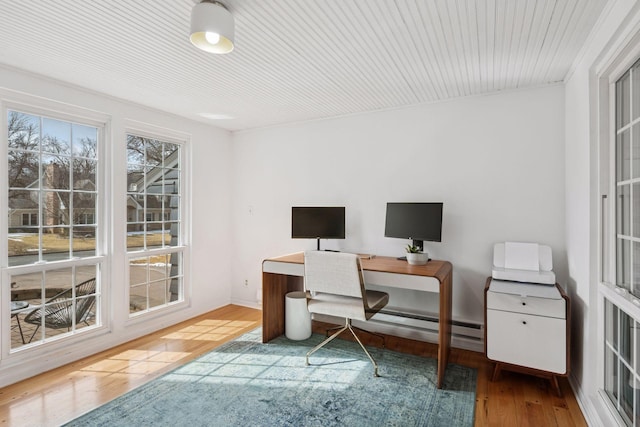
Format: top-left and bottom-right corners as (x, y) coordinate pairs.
(0, 305), (586, 426)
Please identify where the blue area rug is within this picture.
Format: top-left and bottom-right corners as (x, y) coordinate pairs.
(66, 328), (476, 426)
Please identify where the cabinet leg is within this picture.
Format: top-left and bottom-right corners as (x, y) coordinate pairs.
(491, 363), (502, 382)
(550, 375), (562, 397)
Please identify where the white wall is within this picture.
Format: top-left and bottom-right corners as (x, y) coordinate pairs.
(564, 0), (639, 424)
(231, 85), (566, 326)
(0, 65), (233, 386)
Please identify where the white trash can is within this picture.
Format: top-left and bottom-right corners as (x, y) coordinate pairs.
(285, 291), (312, 340)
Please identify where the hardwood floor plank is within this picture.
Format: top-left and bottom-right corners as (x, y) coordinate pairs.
(0, 305), (587, 427)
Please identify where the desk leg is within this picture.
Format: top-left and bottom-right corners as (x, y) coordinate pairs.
(262, 272), (303, 343)
(437, 271), (453, 388)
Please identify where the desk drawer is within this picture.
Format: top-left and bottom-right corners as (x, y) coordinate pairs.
(487, 290), (565, 319)
(486, 309), (566, 374)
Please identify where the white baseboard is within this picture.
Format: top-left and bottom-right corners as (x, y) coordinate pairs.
(230, 298), (261, 310)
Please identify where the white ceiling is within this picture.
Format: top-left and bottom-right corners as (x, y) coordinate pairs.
(0, 0), (609, 132)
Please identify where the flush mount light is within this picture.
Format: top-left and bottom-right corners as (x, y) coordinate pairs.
(190, 0), (234, 54)
(198, 112), (235, 120)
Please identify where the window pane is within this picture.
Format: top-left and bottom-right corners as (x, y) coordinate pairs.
(633, 60), (640, 121)
(126, 224), (145, 251)
(127, 165), (145, 192)
(621, 312), (633, 365)
(72, 192), (96, 224)
(42, 117), (71, 155)
(72, 124), (97, 158)
(73, 159), (96, 191)
(127, 135), (145, 165)
(8, 149), (39, 189)
(620, 363), (635, 424)
(605, 344), (619, 402)
(633, 124), (640, 179)
(169, 252), (182, 302)
(130, 256), (149, 313)
(618, 184), (631, 236)
(633, 321), (640, 389)
(149, 281), (168, 309)
(618, 71), (631, 129)
(129, 257), (148, 285)
(618, 238), (631, 291)
(606, 300), (619, 352)
(41, 230), (71, 262)
(42, 156), (70, 190)
(634, 242), (640, 298)
(8, 189), (39, 230)
(164, 222), (177, 246)
(618, 129), (631, 182)
(8, 111), (40, 151)
(164, 142), (179, 167)
(72, 227), (96, 257)
(42, 191), (70, 227)
(146, 229), (163, 249)
(145, 139), (163, 167)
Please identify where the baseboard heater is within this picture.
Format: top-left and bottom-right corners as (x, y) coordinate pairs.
(366, 308), (483, 352)
(313, 307), (484, 352)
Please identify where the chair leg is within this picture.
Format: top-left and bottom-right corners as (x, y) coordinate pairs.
(306, 323), (348, 365)
(27, 325), (40, 344)
(351, 325), (386, 348)
(306, 318), (380, 377)
(15, 315), (26, 344)
(324, 324), (343, 337)
(346, 320), (380, 377)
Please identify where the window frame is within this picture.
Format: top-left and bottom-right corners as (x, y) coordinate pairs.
(1, 90), (111, 357)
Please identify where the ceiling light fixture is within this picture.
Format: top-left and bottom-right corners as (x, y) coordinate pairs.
(190, 0), (234, 54)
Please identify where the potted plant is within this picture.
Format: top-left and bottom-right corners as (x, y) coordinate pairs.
(405, 244), (429, 265)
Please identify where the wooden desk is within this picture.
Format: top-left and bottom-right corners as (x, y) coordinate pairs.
(262, 252), (453, 388)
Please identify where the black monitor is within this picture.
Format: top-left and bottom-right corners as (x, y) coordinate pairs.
(384, 202), (443, 251)
(291, 206), (346, 250)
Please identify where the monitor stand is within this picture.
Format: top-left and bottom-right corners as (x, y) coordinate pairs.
(316, 238), (339, 252)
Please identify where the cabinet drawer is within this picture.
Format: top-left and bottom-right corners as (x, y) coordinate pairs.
(487, 290), (565, 318)
(487, 309), (566, 374)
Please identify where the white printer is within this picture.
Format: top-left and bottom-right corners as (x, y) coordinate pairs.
(491, 241), (555, 285)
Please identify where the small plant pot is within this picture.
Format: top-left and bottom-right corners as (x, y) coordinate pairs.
(406, 252), (429, 265)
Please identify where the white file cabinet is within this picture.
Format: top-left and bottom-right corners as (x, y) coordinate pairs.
(484, 277), (570, 395)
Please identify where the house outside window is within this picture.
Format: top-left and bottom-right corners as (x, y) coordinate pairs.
(126, 132), (184, 315)
(5, 108), (103, 351)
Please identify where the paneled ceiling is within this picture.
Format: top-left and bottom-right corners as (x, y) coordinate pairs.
(0, 0), (609, 132)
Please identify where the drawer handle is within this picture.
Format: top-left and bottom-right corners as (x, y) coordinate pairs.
(522, 302), (526, 306)
(522, 321), (527, 325)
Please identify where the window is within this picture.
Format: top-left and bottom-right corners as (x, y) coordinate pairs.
(604, 58), (640, 426)
(6, 109), (102, 351)
(21, 213), (38, 226)
(126, 133), (184, 315)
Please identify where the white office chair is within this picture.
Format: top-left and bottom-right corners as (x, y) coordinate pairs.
(303, 251), (389, 376)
